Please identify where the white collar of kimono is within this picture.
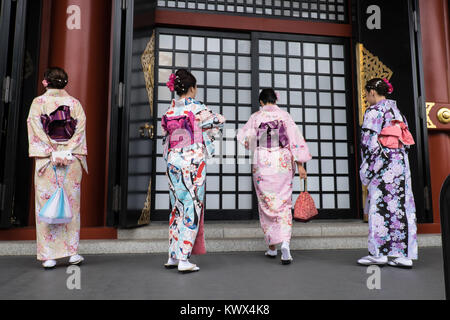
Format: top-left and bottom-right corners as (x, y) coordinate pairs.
(44, 89), (69, 98)
(261, 104), (279, 112)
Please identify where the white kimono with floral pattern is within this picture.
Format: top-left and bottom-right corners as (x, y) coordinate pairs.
(27, 89), (88, 261)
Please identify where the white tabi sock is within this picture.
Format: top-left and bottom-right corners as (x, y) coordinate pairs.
(281, 241), (292, 260)
(167, 258), (179, 265)
(179, 260), (195, 269)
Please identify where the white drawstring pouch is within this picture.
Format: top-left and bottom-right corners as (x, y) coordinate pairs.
(38, 166), (73, 224)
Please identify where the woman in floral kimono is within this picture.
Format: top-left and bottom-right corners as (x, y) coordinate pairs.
(237, 89), (312, 265)
(162, 69), (225, 273)
(358, 78), (418, 269)
(27, 67), (88, 269)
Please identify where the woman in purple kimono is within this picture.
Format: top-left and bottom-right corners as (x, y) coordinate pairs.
(238, 89), (312, 265)
(358, 78), (418, 269)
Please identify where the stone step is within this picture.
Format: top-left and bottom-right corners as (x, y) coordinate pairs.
(117, 220), (371, 240)
(0, 221), (442, 256)
(0, 235), (441, 256)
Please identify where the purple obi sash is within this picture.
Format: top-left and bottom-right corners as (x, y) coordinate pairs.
(162, 111), (201, 149)
(257, 120), (289, 149)
(40, 105), (77, 142)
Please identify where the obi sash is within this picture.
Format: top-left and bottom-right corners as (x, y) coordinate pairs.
(257, 120), (289, 149)
(379, 120), (415, 149)
(40, 105), (77, 142)
(162, 111), (202, 149)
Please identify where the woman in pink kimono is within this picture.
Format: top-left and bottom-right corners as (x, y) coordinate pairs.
(238, 89), (312, 265)
(27, 67), (88, 269)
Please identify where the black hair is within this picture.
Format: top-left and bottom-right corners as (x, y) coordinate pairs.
(365, 78), (391, 96)
(259, 88), (278, 105)
(174, 69), (197, 96)
(44, 67), (68, 89)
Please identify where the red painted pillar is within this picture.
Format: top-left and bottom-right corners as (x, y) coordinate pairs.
(45, 0), (112, 227)
(419, 0), (450, 233)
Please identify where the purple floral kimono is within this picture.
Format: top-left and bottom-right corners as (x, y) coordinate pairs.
(360, 99), (418, 260)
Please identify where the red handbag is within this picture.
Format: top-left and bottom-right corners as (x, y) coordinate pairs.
(294, 179), (318, 222)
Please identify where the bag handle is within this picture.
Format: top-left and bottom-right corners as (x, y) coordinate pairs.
(301, 177), (308, 192)
(52, 165), (70, 188)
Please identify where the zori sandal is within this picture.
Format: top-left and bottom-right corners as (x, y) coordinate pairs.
(178, 264), (200, 274)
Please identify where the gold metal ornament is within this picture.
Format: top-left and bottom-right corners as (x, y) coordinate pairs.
(437, 107), (450, 124)
(139, 123), (155, 140)
(137, 31), (156, 226)
(356, 43), (393, 222)
(356, 43), (394, 126)
(426, 102), (437, 128)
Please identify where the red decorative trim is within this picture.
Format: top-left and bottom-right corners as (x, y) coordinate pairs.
(135, 9), (353, 38)
(418, 223), (442, 234)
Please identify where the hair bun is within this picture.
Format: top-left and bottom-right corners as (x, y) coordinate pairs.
(176, 69), (189, 78)
(44, 67), (69, 89)
(173, 69), (197, 96)
(365, 78), (393, 97)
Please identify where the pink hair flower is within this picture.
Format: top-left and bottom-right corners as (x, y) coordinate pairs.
(383, 78), (394, 94)
(275, 91), (280, 101)
(166, 73), (176, 92)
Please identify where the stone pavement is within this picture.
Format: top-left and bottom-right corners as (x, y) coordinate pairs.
(0, 248), (445, 300)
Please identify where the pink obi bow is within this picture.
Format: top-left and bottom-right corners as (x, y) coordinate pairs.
(162, 112), (200, 149)
(378, 120), (415, 149)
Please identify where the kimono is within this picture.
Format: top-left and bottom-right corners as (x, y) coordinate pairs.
(162, 97), (224, 261)
(27, 89), (88, 261)
(237, 105), (312, 246)
(360, 99), (418, 260)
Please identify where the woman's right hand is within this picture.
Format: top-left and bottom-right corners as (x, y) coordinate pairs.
(52, 157), (72, 167)
(52, 157), (64, 167)
(297, 163), (307, 180)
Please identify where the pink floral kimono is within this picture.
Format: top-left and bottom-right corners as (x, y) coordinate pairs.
(237, 105), (312, 246)
(27, 89), (88, 261)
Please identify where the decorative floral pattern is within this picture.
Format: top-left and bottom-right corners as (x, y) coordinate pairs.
(27, 89), (87, 261)
(360, 99), (418, 260)
(237, 104), (312, 246)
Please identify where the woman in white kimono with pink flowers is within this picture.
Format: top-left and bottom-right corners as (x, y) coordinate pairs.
(27, 67), (88, 269)
(238, 89), (312, 265)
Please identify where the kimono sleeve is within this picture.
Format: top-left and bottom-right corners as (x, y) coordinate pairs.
(360, 108), (384, 186)
(161, 119), (169, 161)
(285, 115), (312, 163)
(66, 100), (88, 156)
(65, 100), (89, 173)
(193, 102), (226, 158)
(27, 98), (55, 158)
(236, 113), (257, 151)
(194, 102), (225, 131)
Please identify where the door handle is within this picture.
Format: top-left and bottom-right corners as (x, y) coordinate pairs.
(139, 123), (155, 140)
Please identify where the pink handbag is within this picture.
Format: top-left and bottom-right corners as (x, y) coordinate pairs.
(294, 179), (318, 222)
